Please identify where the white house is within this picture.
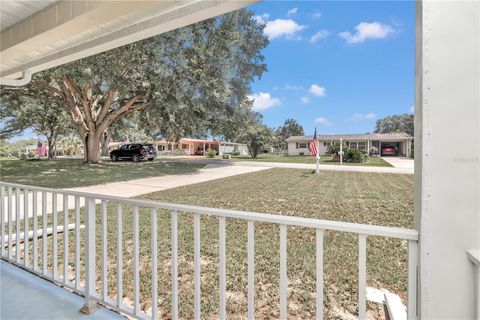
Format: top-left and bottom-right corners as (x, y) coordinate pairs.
(286, 132), (413, 157)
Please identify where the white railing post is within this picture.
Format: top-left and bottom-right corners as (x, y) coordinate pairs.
(7, 187), (12, 260)
(358, 234), (367, 320)
(101, 201), (108, 300)
(194, 213), (201, 320)
(408, 240), (418, 320)
(32, 191), (38, 271)
(80, 197), (97, 314)
(0, 185), (5, 257)
(24, 188), (29, 266)
(133, 206), (140, 315)
(247, 220), (255, 320)
(316, 229), (324, 320)
(52, 192), (58, 279)
(42, 191), (47, 275)
(75, 196), (81, 290)
(467, 250), (480, 320)
(151, 208), (158, 320)
(15, 188), (20, 262)
(116, 204), (123, 308)
(219, 216), (226, 320)
(171, 210), (179, 320)
(63, 194), (68, 284)
(279, 224), (287, 320)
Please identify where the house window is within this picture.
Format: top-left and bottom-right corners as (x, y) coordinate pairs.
(323, 142), (327, 146)
(296, 142), (298, 149)
(307, 142), (311, 149)
(182, 144), (188, 149)
(357, 142), (366, 150)
(298, 142), (307, 148)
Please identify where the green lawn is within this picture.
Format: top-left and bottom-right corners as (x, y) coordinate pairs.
(229, 153), (393, 167)
(0, 158), (203, 188)
(9, 168), (413, 319)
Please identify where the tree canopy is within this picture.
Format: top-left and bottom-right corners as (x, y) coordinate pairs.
(374, 113), (414, 136)
(1, 9), (268, 163)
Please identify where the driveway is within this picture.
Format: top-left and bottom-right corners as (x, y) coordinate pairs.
(381, 157), (414, 170)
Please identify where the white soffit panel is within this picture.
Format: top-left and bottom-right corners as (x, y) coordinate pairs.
(0, 0), (259, 79)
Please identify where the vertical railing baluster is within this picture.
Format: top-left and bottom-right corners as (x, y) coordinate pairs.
(52, 192), (58, 279)
(42, 191), (47, 275)
(33, 191), (38, 271)
(102, 201), (108, 300)
(81, 197), (97, 314)
(247, 220), (255, 320)
(24, 188), (29, 266)
(358, 234), (367, 320)
(408, 240), (418, 320)
(15, 188), (20, 262)
(117, 204), (123, 308)
(75, 196), (80, 290)
(7, 187), (12, 260)
(151, 208), (158, 320)
(219, 216), (226, 320)
(279, 224), (287, 320)
(0, 185), (5, 257)
(63, 194), (69, 284)
(316, 229), (324, 320)
(194, 213), (201, 320)
(133, 206), (140, 314)
(171, 210), (179, 320)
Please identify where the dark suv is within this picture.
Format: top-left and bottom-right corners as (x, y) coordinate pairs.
(110, 143), (157, 162)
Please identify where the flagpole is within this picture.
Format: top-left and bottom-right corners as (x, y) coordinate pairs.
(315, 132), (320, 174)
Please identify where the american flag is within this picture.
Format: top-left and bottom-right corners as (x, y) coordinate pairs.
(310, 128), (318, 156)
(35, 141), (43, 157)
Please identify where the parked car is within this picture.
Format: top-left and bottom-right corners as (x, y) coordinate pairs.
(381, 147), (397, 156)
(110, 143), (157, 162)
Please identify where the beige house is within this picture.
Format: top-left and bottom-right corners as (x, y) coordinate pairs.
(109, 138), (248, 156)
(286, 132), (413, 157)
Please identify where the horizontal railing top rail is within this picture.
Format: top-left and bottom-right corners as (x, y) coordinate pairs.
(0, 181), (418, 241)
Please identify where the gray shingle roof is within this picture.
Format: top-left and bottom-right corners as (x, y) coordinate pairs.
(286, 132), (412, 142)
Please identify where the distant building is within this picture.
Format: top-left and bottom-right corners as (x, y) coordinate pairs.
(109, 138), (248, 156)
(286, 132), (413, 157)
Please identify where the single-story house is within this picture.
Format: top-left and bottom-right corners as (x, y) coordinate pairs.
(286, 132), (413, 157)
(109, 138), (248, 156)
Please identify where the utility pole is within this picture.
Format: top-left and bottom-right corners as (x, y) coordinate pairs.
(340, 138), (343, 165)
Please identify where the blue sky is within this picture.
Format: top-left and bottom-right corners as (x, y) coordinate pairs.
(247, 0), (415, 135)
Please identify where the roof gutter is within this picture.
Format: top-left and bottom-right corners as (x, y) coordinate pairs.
(0, 71), (32, 86)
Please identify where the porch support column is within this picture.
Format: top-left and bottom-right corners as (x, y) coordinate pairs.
(415, 1), (479, 318)
(203, 143), (206, 155)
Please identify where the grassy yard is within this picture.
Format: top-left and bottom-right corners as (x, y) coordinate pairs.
(8, 168), (413, 319)
(0, 158), (204, 188)
(229, 153), (393, 167)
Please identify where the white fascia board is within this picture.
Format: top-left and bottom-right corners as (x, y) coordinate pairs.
(0, 0), (259, 78)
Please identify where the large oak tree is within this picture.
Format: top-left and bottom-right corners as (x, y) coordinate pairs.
(2, 9), (268, 163)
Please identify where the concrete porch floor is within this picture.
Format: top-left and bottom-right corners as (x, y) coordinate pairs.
(0, 260), (124, 320)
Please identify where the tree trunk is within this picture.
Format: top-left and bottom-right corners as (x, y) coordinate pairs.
(47, 136), (55, 160)
(100, 130), (111, 156)
(84, 133), (102, 164)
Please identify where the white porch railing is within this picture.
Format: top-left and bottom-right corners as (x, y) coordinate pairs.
(0, 181), (419, 320)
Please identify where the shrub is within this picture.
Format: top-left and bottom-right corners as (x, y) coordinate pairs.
(231, 151), (240, 156)
(172, 148), (186, 156)
(207, 148), (216, 158)
(369, 146), (379, 156)
(222, 154), (231, 159)
(344, 148), (366, 163)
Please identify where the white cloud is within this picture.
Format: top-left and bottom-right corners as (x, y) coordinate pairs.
(301, 96), (310, 104)
(409, 105), (414, 113)
(309, 30), (330, 43)
(315, 117), (333, 126)
(264, 19), (306, 40)
(254, 13), (270, 24)
(248, 92), (281, 111)
(287, 7), (298, 16)
(309, 84), (326, 97)
(352, 113), (377, 120)
(312, 12), (322, 20)
(339, 22), (394, 44)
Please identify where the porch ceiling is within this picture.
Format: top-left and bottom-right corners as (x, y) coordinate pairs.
(0, 0), (258, 79)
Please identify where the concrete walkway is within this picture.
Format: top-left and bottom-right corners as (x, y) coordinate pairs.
(0, 260), (124, 320)
(381, 157), (414, 170)
(65, 164), (270, 197)
(159, 158), (414, 175)
(2, 164), (270, 220)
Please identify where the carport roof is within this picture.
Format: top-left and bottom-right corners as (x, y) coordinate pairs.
(286, 132), (413, 142)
